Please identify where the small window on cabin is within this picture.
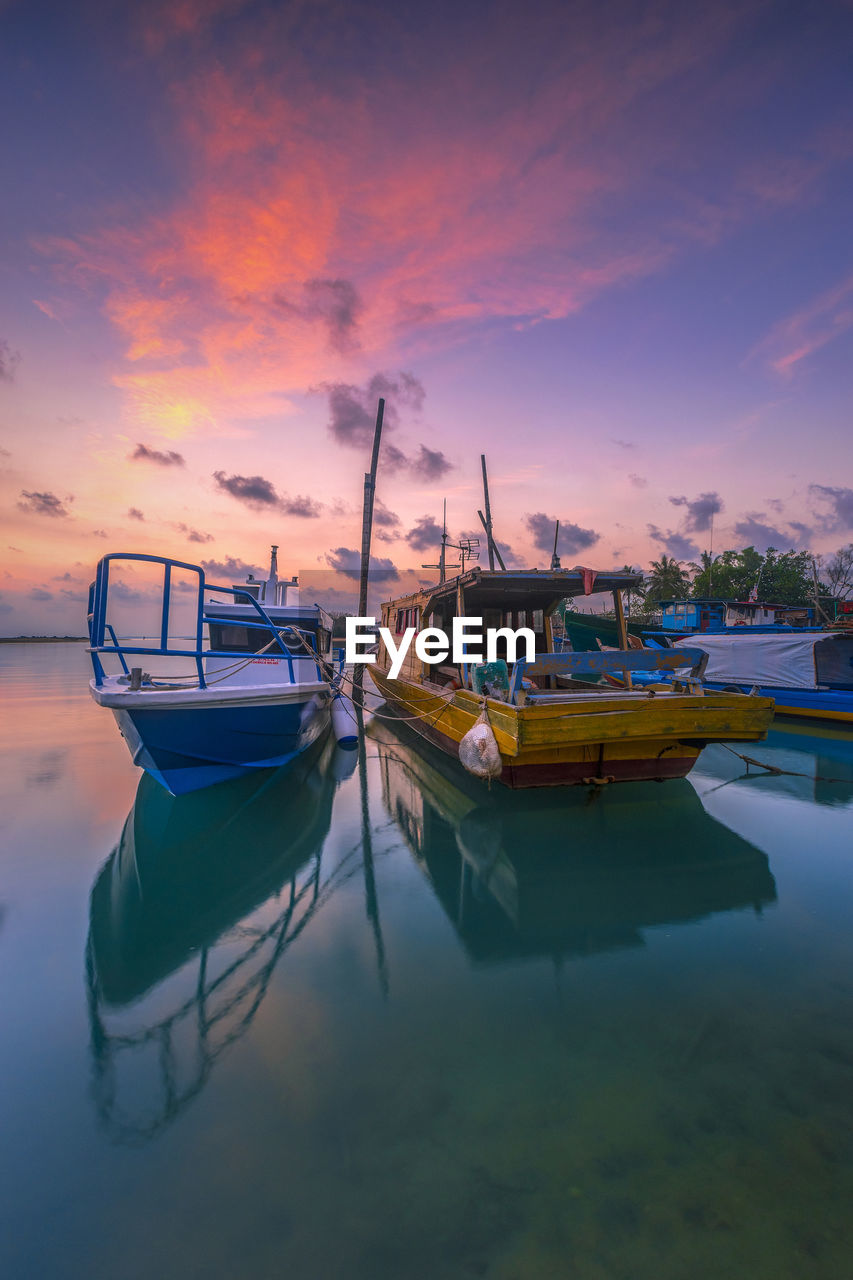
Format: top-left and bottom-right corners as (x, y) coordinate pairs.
(532, 609), (544, 631)
(412, 607), (419, 628)
(396, 609), (404, 632)
(209, 624), (263, 654)
(505, 611), (513, 628)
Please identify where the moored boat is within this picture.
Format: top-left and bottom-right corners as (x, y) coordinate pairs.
(368, 567), (775, 788)
(87, 547), (332, 793)
(673, 631), (853, 724)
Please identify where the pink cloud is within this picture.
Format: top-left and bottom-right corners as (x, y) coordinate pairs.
(33, 1), (849, 442)
(750, 271), (853, 376)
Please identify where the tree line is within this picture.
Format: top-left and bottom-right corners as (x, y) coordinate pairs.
(625, 544), (853, 615)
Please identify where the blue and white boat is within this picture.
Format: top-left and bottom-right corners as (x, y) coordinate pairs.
(672, 631), (853, 725)
(643, 597), (818, 645)
(87, 547), (333, 793)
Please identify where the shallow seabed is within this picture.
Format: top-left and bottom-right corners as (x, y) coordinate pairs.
(2, 642), (853, 1279)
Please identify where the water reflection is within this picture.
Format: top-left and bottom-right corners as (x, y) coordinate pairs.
(693, 722), (853, 810)
(371, 718), (777, 965)
(86, 738), (344, 1144)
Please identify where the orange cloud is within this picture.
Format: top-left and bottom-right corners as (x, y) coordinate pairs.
(35, 1), (845, 439)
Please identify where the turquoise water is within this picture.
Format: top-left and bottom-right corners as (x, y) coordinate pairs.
(2, 642), (853, 1279)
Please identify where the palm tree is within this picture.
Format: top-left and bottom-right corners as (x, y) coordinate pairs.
(645, 554), (690, 605)
(619, 564), (644, 617)
(688, 550), (720, 597)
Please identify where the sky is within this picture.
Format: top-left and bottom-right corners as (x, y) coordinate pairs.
(1, 0), (853, 633)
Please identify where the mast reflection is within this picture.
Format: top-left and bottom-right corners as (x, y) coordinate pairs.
(372, 718), (777, 964)
(86, 739), (343, 1144)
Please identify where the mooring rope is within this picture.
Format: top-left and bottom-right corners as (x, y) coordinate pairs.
(718, 742), (849, 785)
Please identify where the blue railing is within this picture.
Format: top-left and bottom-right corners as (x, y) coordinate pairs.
(87, 552), (322, 688)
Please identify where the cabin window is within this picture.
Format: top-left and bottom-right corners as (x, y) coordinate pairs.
(395, 609), (404, 633)
(208, 624), (269, 654)
(412, 606), (419, 628)
(532, 609), (544, 632)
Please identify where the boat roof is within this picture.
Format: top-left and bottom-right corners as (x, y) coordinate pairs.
(660, 598), (727, 607)
(385, 567), (643, 612)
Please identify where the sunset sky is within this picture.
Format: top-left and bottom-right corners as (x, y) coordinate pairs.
(2, 0), (853, 633)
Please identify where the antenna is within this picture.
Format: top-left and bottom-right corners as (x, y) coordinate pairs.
(422, 499), (449, 583)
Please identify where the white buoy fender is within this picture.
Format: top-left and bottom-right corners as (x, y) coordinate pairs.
(331, 689), (359, 747)
(458, 710), (502, 780)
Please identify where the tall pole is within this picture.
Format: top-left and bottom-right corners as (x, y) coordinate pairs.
(812, 557), (830, 626)
(708, 513), (714, 596)
(613, 588), (629, 650)
(354, 398), (385, 697)
(481, 454), (495, 570)
(477, 510), (506, 570)
(440, 498), (447, 584)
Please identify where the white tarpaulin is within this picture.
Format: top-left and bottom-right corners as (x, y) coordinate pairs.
(673, 633), (825, 690)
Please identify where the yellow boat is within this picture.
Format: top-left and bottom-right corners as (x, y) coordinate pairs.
(369, 568), (774, 788)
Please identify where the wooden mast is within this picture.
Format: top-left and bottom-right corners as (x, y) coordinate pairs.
(612, 587), (629, 650)
(354, 397), (385, 698)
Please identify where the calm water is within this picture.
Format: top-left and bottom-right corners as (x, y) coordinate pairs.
(2, 643), (853, 1279)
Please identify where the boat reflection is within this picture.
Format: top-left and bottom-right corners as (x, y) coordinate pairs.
(372, 717), (777, 964)
(86, 738), (343, 1144)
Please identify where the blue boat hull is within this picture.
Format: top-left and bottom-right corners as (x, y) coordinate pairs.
(702, 682), (853, 724)
(114, 694), (331, 794)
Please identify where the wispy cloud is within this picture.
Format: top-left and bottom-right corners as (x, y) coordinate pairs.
(410, 444), (452, 481)
(750, 271), (853, 376)
(321, 373), (424, 446)
(325, 547), (399, 580)
(668, 491), (723, 533)
(647, 525), (698, 561)
(525, 512), (599, 557)
(0, 340), (20, 382)
(18, 490), (72, 518)
(405, 515), (443, 551)
(131, 442), (186, 466)
(732, 512), (812, 552)
(810, 484), (853, 533)
(201, 555), (263, 581)
(212, 470), (321, 516)
(175, 522), (214, 543)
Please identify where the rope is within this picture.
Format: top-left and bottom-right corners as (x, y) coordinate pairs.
(138, 628), (322, 688)
(718, 742), (849, 785)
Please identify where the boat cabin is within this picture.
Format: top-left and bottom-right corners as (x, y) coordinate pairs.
(724, 600), (799, 627)
(658, 598), (727, 634)
(378, 567), (643, 689)
(204, 546), (329, 660)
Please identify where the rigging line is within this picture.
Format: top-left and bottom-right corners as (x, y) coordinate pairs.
(718, 742), (849, 785)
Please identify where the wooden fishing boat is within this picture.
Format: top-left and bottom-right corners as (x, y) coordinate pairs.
(368, 568), (775, 788)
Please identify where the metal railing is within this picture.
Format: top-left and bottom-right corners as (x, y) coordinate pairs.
(87, 552), (322, 688)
